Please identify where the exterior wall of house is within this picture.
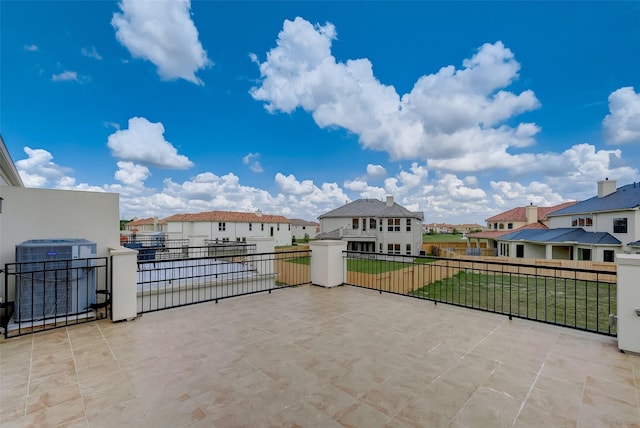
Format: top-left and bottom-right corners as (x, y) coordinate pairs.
(549, 210), (640, 252)
(320, 216), (422, 255)
(165, 220), (292, 246)
(291, 224), (317, 239)
(0, 187), (120, 302)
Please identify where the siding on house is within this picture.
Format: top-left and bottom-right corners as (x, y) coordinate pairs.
(163, 210), (292, 246)
(317, 196), (424, 256)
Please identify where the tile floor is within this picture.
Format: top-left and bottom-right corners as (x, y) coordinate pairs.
(1, 285), (639, 427)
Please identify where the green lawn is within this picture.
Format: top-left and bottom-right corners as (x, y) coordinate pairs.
(422, 233), (468, 243)
(411, 271), (616, 334)
(285, 255), (434, 273)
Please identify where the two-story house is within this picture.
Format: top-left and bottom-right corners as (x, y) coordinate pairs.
(317, 196), (424, 256)
(163, 210), (292, 247)
(123, 217), (167, 234)
(495, 179), (639, 262)
(467, 201), (576, 254)
(288, 219), (319, 240)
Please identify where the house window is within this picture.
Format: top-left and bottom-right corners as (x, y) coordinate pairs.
(508, 223), (513, 230)
(370, 218), (376, 230)
(406, 219), (411, 232)
(613, 218), (628, 234)
(352, 218), (359, 229)
(406, 244), (411, 255)
(222, 237), (229, 242)
(578, 248), (592, 261)
(516, 244), (524, 258)
(277, 224), (280, 231)
(249, 223), (252, 231)
(494, 223), (498, 230)
(302, 226), (306, 230)
(603, 250), (615, 262)
(571, 215), (593, 227)
(498, 224), (504, 230)
(261, 223), (264, 231)
(379, 243), (382, 253)
(219, 222), (226, 231)
(387, 244), (400, 254)
(388, 218), (401, 232)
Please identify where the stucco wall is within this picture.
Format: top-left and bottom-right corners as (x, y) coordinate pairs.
(0, 187), (120, 301)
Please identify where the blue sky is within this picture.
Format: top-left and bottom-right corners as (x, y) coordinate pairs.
(2, 1), (640, 224)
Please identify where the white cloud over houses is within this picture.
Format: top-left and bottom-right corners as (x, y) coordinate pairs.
(52, 70), (88, 83)
(251, 17), (540, 171)
(242, 152), (263, 173)
(366, 164), (386, 179)
(112, 0), (211, 85)
(81, 46), (103, 60)
(107, 117), (194, 169)
(15, 147), (72, 187)
(603, 87), (640, 145)
(24, 44), (38, 52)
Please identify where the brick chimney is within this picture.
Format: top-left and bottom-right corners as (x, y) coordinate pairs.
(525, 203), (538, 224)
(386, 196), (394, 207)
(597, 178), (617, 198)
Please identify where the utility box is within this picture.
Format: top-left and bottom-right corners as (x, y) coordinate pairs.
(616, 254), (640, 353)
(15, 239), (97, 322)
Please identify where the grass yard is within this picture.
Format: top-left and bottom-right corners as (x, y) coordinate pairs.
(284, 255), (434, 273)
(411, 271), (616, 335)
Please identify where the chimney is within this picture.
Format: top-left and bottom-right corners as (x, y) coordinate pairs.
(255, 209), (262, 217)
(525, 203), (538, 224)
(386, 196), (394, 207)
(597, 178), (617, 198)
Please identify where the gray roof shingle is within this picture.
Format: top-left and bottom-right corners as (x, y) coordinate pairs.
(318, 199), (424, 221)
(498, 228), (621, 245)
(548, 183), (640, 216)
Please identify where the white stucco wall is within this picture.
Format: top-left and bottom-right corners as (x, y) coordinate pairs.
(0, 187), (120, 302)
(165, 220), (292, 246)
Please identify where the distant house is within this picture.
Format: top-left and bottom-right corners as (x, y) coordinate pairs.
(163, 210), (292, 247)
(317, 196), (424, 255)
(424, 222), (485, 234)
(467, 201), (576, 254)
(289, 219), (319, 240)
(495, 179), (639, 262)
(123, 217), (167, 234)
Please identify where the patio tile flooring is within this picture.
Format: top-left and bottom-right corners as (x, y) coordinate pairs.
(1, 285), (639, 427)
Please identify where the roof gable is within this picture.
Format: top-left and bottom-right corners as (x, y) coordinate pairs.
(498, 228), (621, 245)
(163, 210), (290, 224)
(549, 183), (640, 216)
(319, 199), (423, 221)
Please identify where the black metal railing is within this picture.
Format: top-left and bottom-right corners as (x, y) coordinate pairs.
(137, 249), (311, 314)
(343, 251), (617, 336)
(3, 257), (110, 338)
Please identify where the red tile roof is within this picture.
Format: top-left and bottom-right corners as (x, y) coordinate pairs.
(467, 222), (548, 239)
(485, 201), (577, 222)
(125, 217), (166, 226)
(163, 211), (290, 224)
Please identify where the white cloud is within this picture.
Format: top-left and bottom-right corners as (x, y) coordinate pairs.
(603, 87), (640, 145)
(112, 0), (211, 85)
(242, 152), (264, 173)
(114, 161), (150, 187)
(107, 117), (194, 169)
(52, 70), (88, 83)
(81, 46), (103, 60)
(24, 44), (38, 52)
(251, 18), (540, 172)
(366, 164), (386, 179)
(15, 147), (72, 187)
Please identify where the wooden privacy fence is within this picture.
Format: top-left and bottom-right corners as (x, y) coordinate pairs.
(346, 261), (460, 294)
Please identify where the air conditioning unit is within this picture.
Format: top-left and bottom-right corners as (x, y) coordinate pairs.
(15, 239), (97, 322)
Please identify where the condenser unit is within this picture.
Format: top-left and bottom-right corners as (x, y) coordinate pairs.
(15, 239), (97, 322)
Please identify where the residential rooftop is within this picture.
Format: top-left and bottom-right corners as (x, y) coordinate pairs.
(1, 285), (638, 427)
(486, 202), (577, 223)
(549, 182), (640, 216)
